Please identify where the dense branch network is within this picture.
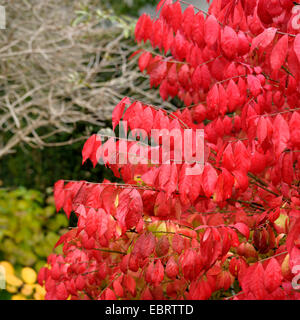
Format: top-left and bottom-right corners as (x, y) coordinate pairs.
(0, 0), (173, 158)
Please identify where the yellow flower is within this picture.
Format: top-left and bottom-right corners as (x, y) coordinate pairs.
(21, 284), (34, 296)
(34, 284), (46, 297)
(0, 261), (14, 275)
(21, 267), (37, 285)
(6, 284), (18, 293)
(11, 294), (26, 300)
(6, 274), (23, 287)
(33, 288), (45, 300)
(33, 292), (41, 300)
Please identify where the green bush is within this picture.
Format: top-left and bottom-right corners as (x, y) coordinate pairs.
(0, 187), (68, 271)
(105, 0), (157, 16)
(0, 123), (117, 191)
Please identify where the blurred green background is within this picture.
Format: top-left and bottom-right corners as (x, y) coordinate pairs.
(0, 188), (65, 268)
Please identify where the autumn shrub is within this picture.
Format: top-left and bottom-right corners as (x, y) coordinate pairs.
(39, 0), (300, 300)
(0, 261), (46, 300)
(0, 188), (68, 270)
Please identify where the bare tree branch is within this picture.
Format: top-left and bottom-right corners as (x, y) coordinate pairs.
(0, 1), (175, 158)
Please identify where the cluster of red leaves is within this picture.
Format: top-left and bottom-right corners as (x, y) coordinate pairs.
(39, 0), (300, 300)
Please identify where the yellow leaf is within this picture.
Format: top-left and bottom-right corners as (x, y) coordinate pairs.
(21, 267), (37, 285)
(33, 292), (44, 300)
(34, 284), (46, 296)
(0, 261), (14, 275)
(6, 284), (18, 293)
(274, 213), (289, 230)
(21, 284), (34, 296)
(114, 194), (119, 208)
(6, 274), (23, 287)
(11, 294), (26, 300)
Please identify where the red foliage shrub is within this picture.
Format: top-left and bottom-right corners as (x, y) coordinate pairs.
(39, 0), (300, 300)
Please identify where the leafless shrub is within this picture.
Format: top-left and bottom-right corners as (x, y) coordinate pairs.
(0, 0), (173, 158)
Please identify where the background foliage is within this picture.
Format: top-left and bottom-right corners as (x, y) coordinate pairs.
(105, 0), (157, 16)
(0, 0), (159, 190)
(0, 188), (68, 270)
(0, 128), (115, 190)
(0, 261), (46, 300)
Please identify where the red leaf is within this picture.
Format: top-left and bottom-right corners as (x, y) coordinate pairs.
(112, 97), (131, 131)
(221, 26), (238, 59)
(247, 75), (262, 97)
(159, 164), (171, 189)
(141, 287), (153, 300)
(222, 144), (235, 171)
(54, 180), (65, 212)
(135, 14), (153, 43)
(124, 275), (136, 297)
(257, 116), (268, 144)
(286, 218), (300, 253)
(172, 234), (185, 254)
(233, 222), (250, 240)
(104, 288), (117, 300)
(138, 51), (152, 72)
(272, 114), (290, 157)
(270, 34), (288, 71)
(156, 0), (168, 13)
(237, 31), (250, 55)
(155, 235), (170, 257)
(142, 233), (156, 258)
(207, 84), (219, 111)
(116, 189), (143, 230)
(264, 258), (283, 293)
(170, 1), (182, 33)
(81, 134), (102, 167)
(251, 27), (277, 53)
(141, 167), (159, 187)
(165, 162), (178, 198)
(204, 15), (220, 47)
(281, 152), (294, 185)
(97, 208), (108, 238)
(54, 229), (76, 248)
(182, 5), (195, 39)
(56, 283), (68, 300)
(37, 267), (48, 286)
(129, 49), (142, 60)
(166, 257), (179, 279)
(232, 170), (249, 192)
(294, 34), (300, 64)
(226, 79), (240, 112)
(178, 163), (192, 205)
(145, 261), (155, 284)
(241, 263), (267, 299)
(82, 134), (96, 165)
(113, 280), (124, 298)
(202, 163), (218, 198)
(153, 260), (164, 286)
(234, 140), (250, 174)
(142, 106), (154, 135)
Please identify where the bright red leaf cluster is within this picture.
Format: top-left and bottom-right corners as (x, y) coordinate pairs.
(39, 0), (300, 300)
